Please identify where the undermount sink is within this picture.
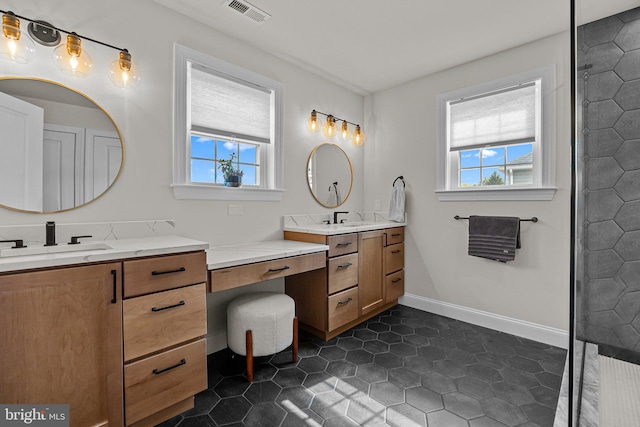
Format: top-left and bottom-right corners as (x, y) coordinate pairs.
(340, 222), (374, 227)
(0, 242), (112, 258)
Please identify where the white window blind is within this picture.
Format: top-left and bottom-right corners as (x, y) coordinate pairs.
(190, 65), (272, 144)
(449, 82), (537, 151)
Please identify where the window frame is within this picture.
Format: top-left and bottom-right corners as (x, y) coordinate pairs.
(172, 43), (285, 201)
(436, 65), (557, 201)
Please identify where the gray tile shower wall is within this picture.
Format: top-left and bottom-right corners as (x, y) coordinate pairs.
(579, 6), (640, 354)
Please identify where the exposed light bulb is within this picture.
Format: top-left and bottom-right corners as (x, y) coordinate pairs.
(108, 49), (141, 89)
(352, 125), (365, 146)
(53, 33), (93, 78)
(339, 121), (351, 141)
(306, 110), (320, 133)
(1, 12), (36, 64)
(8, 38), (16, 55)
(322, 115), (337, 139)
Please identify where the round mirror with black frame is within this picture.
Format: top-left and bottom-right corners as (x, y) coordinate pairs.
(307, 143), (353, 208)
(0, 77), (123, 213)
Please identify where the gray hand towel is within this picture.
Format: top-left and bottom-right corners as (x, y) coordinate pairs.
(468, 216), (520, 262)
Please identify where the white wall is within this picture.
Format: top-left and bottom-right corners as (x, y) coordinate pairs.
(1, 0), (576, 350)
(0, 0), (365, 352)
(364, 32), (572, 334)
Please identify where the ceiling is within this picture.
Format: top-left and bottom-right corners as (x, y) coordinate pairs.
(154, 0), (640, 95)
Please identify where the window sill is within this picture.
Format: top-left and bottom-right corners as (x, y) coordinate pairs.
(172, 184), (285, 201)
(436, 187), (557, 201)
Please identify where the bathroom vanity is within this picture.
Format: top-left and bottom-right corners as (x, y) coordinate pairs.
(0, 236), (209, 427)
(283, 219), (405, 340)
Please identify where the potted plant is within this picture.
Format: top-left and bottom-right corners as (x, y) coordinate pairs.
(218, 153), (244, 187)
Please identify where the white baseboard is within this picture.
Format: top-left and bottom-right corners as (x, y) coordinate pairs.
(399, 293), (569, 349)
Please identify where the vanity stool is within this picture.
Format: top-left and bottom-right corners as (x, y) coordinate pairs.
(226, 292), (298, 382)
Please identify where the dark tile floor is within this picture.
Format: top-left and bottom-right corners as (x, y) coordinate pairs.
(158, 305), (566, 427)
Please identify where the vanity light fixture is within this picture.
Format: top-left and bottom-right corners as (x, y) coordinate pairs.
(53, 33), (93, 77)
(0, 9), (141, 89)
(339, 120), (351, 141)
(322, 114), (337, 138)
(0, 12), (36, 64)
(306, 110), (321, 133)
(107, 49), (141, 88)
(352, 125), (365, 146)
(306, 110), (365, 146)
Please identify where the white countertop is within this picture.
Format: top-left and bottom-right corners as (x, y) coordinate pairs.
(207, 240), (329, 270)
(283, 221), (406, 235)
(0, 235), (209, 273)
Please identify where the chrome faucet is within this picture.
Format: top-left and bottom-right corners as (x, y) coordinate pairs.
(45, 221), (56, 246)
(333, 211), (348, 224)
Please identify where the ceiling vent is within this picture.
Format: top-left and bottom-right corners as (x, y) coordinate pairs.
(224, 0), (271, 23)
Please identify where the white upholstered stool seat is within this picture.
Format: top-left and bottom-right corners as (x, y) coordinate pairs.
(226, 292), (298, 381)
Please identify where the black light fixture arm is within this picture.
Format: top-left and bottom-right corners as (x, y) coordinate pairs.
(312, 109), (360, 128)
(0, 9), (129, 53)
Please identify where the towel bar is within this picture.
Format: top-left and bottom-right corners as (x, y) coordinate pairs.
(454, 215), (538, 223)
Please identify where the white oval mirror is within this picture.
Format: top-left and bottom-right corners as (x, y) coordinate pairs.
(0, 77), (123, 213)
(307, 143), (353, 208)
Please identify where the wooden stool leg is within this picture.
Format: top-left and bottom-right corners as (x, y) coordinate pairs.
(246, 330), (254, 382)
(292, 316), (298, 363)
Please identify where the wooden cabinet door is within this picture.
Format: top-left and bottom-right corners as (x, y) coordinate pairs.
(358, 230), (385, 315)
(0, 263), (124, 427)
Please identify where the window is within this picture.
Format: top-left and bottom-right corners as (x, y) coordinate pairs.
(190, 136), (259, 185)
(172, 44), (284, 201)
(436, 66), (556, 201)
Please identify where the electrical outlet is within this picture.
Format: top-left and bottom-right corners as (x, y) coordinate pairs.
(374, 200), (381, 211)
(228, 205), (243, 216)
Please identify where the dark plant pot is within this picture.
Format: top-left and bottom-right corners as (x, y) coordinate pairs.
(224, 175), (242, 187)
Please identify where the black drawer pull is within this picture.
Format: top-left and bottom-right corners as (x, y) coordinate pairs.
(392, 278), (402, 283)
(391, 233), (402, 237)
(152, 358), (186, 375)
(336, 241), (352, 247)
(268, 265), (290, 273)
(151, 300), (185, 312)
(337, 297), (353, 306)
(391, 250), (402, 254)
(337, 262), (353, 269)
(111, 270), (117, 304)
(151, 267), (186, 276)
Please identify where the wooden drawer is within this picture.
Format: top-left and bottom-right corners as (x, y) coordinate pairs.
(385, 243), (404, 275)
(328, 233), (358, 257)
(386, 270), (404, 302)
(124, 339), (207, 425)
(385, 227), (404, 246)
(328, 253), (358, 295)
(210, 252), (325, 292)
(327, 287), (359, 331)
(123, 283), (206, 362)
(124, 252), (206, 298)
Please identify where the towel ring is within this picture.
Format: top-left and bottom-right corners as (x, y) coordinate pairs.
(393, 176), (405, 187)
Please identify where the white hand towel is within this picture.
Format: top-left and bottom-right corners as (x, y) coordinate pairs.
(325, 183), (342, 206)
(388, 180), (405, 222)
(325, 188), (337, 206)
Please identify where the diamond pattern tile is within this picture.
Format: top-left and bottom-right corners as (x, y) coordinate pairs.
(157, 305), (565, 427)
